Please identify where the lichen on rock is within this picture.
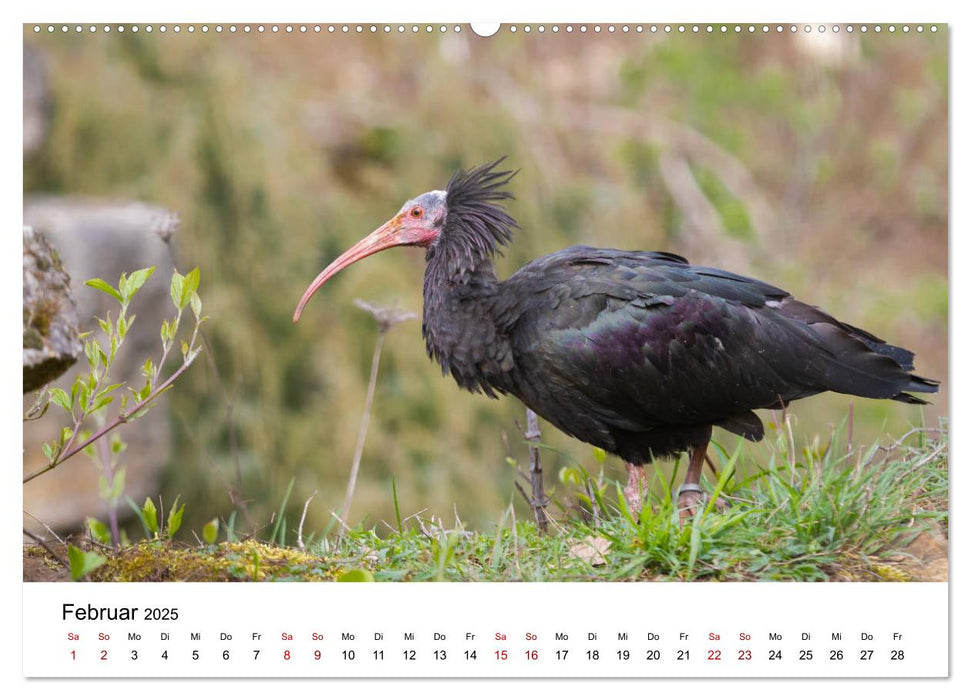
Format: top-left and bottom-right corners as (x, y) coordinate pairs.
(23, 226), (82, 392)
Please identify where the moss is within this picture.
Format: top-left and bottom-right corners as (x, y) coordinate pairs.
(24, 292), (61, 339)
(869, 564), (915, 582)
(23, 326), (44, 351)
(89, 540), (344, 582)
(828, 553), (919, 582)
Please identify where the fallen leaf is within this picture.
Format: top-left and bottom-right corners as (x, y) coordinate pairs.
(569, 536), (611, 566)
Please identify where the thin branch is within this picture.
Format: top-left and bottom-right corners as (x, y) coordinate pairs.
(513, 409), (551, 533)
(525, 409), (550, 532)
(339, 333), (384, 531)
(23, 510), (67, 545)
(96, 434), (120, 547)
(338, 301), (416, 532)
(23, 354), (197, 484)
(23, 528), (68, 570)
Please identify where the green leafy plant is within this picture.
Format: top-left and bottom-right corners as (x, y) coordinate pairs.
(202, 517), (220, 545)
(67, 544), (107, 582)
(25, 267), (207, 551)
(120, 495), (186, 540)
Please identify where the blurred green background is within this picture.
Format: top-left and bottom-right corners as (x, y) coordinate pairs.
(23, 25), (947, 536)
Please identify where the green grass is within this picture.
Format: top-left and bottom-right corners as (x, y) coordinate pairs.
(306, 425), (948, 582)
(35, 424), (944, 583)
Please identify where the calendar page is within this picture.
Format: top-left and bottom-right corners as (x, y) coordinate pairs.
(20, 9), (951, 687)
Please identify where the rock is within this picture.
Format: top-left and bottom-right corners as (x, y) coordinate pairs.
(885, 524), (949, 582)
(22, 226), (82, 392)
(23, 197), (179, 380)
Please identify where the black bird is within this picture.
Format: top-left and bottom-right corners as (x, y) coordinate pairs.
(294, 160), (938, 516)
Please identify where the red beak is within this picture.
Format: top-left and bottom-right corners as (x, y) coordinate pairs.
(293, 214), (408, 323)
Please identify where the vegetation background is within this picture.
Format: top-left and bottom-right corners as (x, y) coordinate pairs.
(23, 25), (947, 541)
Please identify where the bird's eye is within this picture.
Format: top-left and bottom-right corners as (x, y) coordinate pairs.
(410, 206), (423, 218)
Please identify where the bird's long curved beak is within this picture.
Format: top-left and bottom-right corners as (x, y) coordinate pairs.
(293, 215), (405, 323)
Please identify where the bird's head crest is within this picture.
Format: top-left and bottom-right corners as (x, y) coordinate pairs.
(439, 158), (519, 266)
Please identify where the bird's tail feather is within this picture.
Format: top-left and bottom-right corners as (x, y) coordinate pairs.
(807, 322), (939, 403)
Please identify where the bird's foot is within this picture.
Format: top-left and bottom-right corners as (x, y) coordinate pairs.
(677, 484), (727, 521)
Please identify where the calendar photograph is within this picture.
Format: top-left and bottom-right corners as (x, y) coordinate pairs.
(22, 21), (947, 599)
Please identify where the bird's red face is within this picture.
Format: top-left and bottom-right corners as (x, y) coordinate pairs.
(293, 191), (447, 322)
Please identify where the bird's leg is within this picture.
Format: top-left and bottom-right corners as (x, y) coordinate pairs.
(677, 441), (729, 520)
(677, 442), (725, 519)
(623, 462), (647, 517)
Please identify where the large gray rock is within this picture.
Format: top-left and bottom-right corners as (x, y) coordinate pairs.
(23, 226), (81, 392)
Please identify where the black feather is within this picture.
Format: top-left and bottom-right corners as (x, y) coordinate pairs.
(434, 158), (519, 274)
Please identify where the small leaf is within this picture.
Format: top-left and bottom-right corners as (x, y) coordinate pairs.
(190, 291), (202, 320)
(91, 394), (114, 412)
(49, 387), (72, 412)
(202, 517), (219, 545)
(95, 383), (124, 400)
(118, 272), (131, 302)
(170, 271), (185, 310)
(59, 426), (73, 445)
(67, 545), (107, 581)
(24, 392), (50, 420)
(142, 497), (159, 535)
(558, 465), (582, 487)
(84, 340), (101, 370)
(78, 382), (91, 413)
(110, 434), (127, 455)
(87, 517), (112, 545)
(41, 442), (55, 461)
(166, 496), (185, 539)
(181, 268), (200, 309)
(117, 314), (128, 338)
(592, 447), (607, 463)
(337, 569), (375, 582)
(97, 316), (112, 335)
(126, 267), (155, 299)
(85, 278), (123, 304)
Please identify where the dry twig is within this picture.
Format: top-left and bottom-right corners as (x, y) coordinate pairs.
(338, 300), (416, 531)
(513, 408), (551, 532)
